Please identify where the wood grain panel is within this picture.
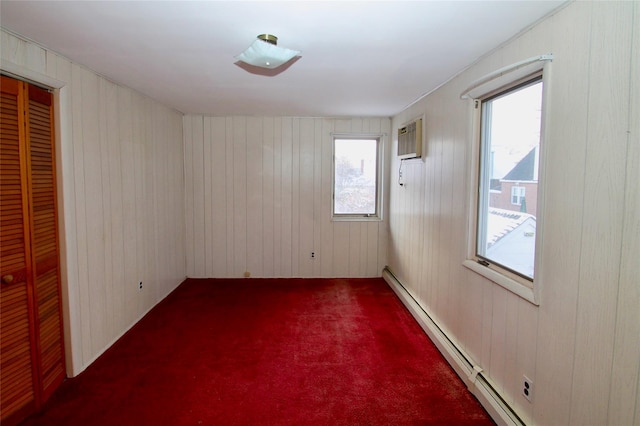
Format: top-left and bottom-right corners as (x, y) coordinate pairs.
(298, 118), (314, 277)
(312, 119), (323, 277)
(246, 117), (264, 278)
(202, 117), (213, 276)
(116, 86), (138, 330)
(191, 116), (205, 277)
(320, 119), (335, 277)
(501, 293), (520, 407)
(183, 115), (194, 276)
(81, 68), (109, 357)
(232, 117), (247, 277)
(105, 78), (124, 335)
(607, 3), (640, 424)
(209, 117), (228, 276)
(69, 64), (92, 363)
(262, 117), (275, 277)
(488, 285), (507, 393)
(532, 3), (591, 423)
(347, 223), (361, 277)
(569, 3), (632, 424)
(132, 94), (148, 313)
(224, 117), (235, 275)
(279, 118), (293, 276)
(272, 118), (283, 276)
(290, 119), (300, 277)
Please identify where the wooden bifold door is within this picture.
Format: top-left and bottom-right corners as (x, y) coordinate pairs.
(1, 75), (65, 425)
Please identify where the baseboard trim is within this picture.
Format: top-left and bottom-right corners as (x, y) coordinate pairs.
(382, 267), (526, 426)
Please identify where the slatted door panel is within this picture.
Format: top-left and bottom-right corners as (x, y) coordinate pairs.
(0, 76), (37, 423)
(25, 84), (65, 398)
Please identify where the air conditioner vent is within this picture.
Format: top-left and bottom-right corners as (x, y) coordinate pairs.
(398, 118), (422, 159)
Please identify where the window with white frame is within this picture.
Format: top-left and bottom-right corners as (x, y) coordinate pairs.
(332, 136), (382, 219)
(511, 186), (526, 205)
(475, 75), (543, 281)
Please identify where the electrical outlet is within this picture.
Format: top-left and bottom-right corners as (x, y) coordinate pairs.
(311, 252), (315, 259)
(522, 375), (533, 402)
(138, 281), (143, 290)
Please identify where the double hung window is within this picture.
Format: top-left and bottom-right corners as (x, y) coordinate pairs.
(463, 67), (548, 304)
(476, 75), (543, 281)
(332, 136), (382, 220)
(511, 186), (526, 206)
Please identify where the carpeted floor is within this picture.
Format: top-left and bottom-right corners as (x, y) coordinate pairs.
(23, 278), (494, 425)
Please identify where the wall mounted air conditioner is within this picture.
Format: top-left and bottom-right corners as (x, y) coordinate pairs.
(397, 117), (423, 159)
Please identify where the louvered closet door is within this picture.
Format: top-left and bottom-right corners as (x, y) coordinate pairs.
(1, 75), (65, 424)
(1, 76), (38, 422)
(25, 84), (65, 400)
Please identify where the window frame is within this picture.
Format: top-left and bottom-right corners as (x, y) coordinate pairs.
(463, 65), (550, 306)
(511, 186), (526, 206)
(331, 133), (384, 222)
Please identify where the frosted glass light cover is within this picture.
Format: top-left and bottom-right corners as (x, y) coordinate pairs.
(235, 39), (300, 69)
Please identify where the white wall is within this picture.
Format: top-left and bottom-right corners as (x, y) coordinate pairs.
(183, 116), (390, 278)
(1, 29), (187, 376)
(388, 2), (639, 425)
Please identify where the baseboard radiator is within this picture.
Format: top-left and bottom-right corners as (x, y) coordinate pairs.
(382, 267), (526, 426)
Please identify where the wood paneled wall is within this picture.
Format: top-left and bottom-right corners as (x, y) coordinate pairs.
(388, 2), (639, 425)
(1, 30), (186, 376)
(183, 116), (390, 279)
(4, 4), (638, 423)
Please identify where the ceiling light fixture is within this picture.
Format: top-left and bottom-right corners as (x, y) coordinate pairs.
(235, 34), (300, 69)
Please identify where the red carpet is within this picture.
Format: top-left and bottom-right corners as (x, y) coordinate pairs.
(23, 278), (494, 425)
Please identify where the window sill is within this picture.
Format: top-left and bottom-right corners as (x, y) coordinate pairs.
(462, 259), (539, 305)
(332, 215), (382, 222)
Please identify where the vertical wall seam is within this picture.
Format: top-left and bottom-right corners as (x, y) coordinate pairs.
(244, 117), (248, 274)
(223, 118), (228, 276)
(65, 77), (80, 371)
(192, 117), (198, 275)
(200, 115), (205, 277)
(567, 3), (593, 422)
(262, 117), (266, 276)
(273, 118), (276, 276)
(609, 2), (639, 422)
(279, 117), (282, 276)
(78, 70), (94, 360)
(98, 80), (108, 338)
(181, 117), (187, 276)
(634, 5), (639, 415)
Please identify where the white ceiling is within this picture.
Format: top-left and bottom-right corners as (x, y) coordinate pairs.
(1, 1), (566, 117)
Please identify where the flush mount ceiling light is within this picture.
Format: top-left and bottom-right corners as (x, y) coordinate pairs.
(235, 34), (300, 69)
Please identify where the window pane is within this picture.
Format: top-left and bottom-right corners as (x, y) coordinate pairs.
(511, 186), (525, 205)
(477, 79), (542, 279)
(334, 138), (378, 215)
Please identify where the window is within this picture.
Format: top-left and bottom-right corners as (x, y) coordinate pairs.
(475, 75), (543, 281)
(333, 136), (382, 220)
(511, 186), (526, 205)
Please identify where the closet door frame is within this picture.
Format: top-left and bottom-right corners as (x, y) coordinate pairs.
(3, 61), (76, 377)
